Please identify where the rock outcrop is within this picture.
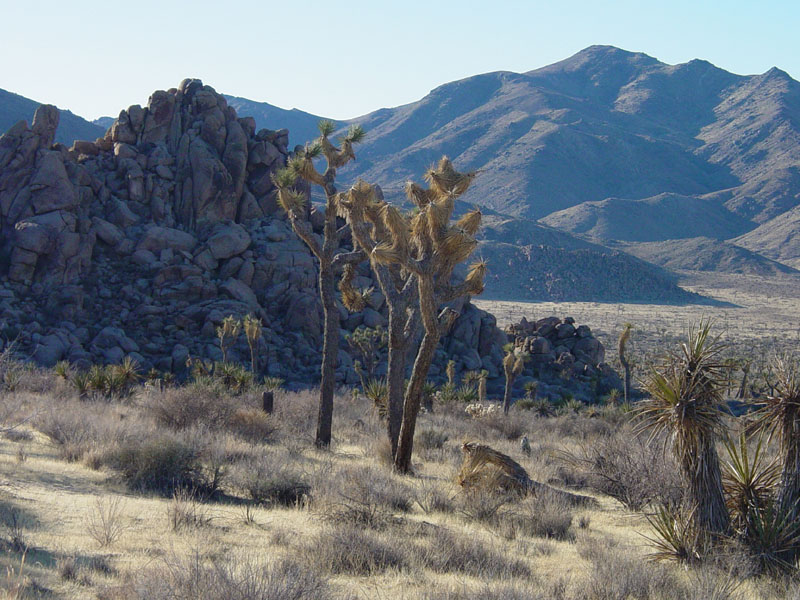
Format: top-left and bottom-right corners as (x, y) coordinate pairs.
(505, 316), (622, 402)
(0, 80), (508, 387)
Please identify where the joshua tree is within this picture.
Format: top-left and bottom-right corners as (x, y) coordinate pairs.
(752, 354), (800, 539)
(338, 181), (419, 457)
(363, 157), (486, 472)
(639, 321), (730, 536)
(243, 314), (262, 375)
(446, 360), (457, 386)
(478, 370), (488, 403)
(618, 323), (633, 404)
(217, 315), (241, 364)
(272, 120), (366, 448)
(502, 344), (528, 415)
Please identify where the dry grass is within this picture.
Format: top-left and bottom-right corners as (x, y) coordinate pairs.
(1, 291), (799, 600)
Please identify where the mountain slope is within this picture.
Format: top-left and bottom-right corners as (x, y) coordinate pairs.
(615, 238), (800, 276)
(733, 205), (800, 269)
(223, 95), (330, 148)
(539, 193), (753, 242)
(0, 87), (104, 145)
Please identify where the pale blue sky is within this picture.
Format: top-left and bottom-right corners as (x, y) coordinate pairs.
(1, 0), (798, 121)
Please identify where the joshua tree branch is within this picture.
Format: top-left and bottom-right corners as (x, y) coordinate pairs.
(288, 215), (322, 259)
(332, 249), (366, 267)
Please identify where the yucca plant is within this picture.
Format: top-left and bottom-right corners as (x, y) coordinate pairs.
(272, 121), (367, 449)
(363, 378), (389, 419)
(645, 504), (706, 563)
(87, 364), (110, 398)
(741, 503), (800, 574)
(71, 371), (91, 399)
(456, 383), (478, 403)
(54, 360), (72, 380)
(242, 314), (262, 375)
(116, 356), (141, 390)
(638, 320), (731, 536)
(216, 315), (241, 364)
(262, 377), (284, 391)
(722, 432), (779, 536)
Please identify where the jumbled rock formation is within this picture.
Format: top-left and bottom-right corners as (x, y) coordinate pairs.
(505, 316), (621, 402)
(0, 79), (508, 386)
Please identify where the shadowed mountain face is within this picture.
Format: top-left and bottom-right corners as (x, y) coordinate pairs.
(223, 96), (332, 149)
(0, 88), (104, 146)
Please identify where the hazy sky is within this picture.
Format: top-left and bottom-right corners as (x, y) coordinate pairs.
(1, 0), (798, 121)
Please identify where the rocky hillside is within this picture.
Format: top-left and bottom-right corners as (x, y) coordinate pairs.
(539, 193), (754, 242)
(0, 80), (509, 387)
(1, 87), (104, 146)
(733, 205), (800, 270)
(228, 46), (800, 274)
(223, 95), (331, 149)
(614, 238), (800, 276)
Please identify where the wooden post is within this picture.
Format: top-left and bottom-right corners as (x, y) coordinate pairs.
(262, 390), (274, 414)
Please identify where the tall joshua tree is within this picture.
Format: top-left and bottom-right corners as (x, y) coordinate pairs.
(639, 321), (730, 536)
(339, 180), (419, 457)
(272, 120), (366, 448)
(366, 157), (486, 473)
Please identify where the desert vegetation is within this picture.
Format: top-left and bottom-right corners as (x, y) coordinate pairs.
(3, 310), (800, 599)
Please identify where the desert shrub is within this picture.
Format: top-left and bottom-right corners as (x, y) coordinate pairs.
(561, 428), (683, 510)
(101, 434), (212, 496)
(243, 466), (310, 507)
(413, 478), (455, 514)
(86, 496), (128, 547)
(416, 527), (530, 578)
(576, 537), (683, 600)
(145, 382), (236, 430)
(168, 489), (213, 531)
(133, 552), (331, 600)
(514, 397), (537, 411)
(226, 408), (276, 443)
(303, 524), (410, 575)
(415, 426), (449, 450)
(314, 465), (413, 528)
(479, 413), (527, 440)
(35, 407), (100, 462)
(495, 492), (576, 541)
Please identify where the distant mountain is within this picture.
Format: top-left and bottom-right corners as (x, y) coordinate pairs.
(93, 116), (115, 129)
(319, 45), (800, 272)
(223, 95), (330, 148)
(733, 205), (800, 269)
(540, 193), (753, 242)
(614, 238), (800, 276)
(0, 87), (104, 145)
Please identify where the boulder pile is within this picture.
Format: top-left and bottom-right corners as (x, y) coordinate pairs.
(505, 316), (621, 402)
(0, 79), (507, 386)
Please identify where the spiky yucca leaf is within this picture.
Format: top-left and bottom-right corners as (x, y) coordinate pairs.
(276, 188), (307, 215)
(271, 167), (298, 190)
(465, 260), (487, 295)
(438, 228), (477, 265)
(318, 119), (336, 137)
(644, 504), (705, 563)
(428, 196), (455, 232)
(743, 504), (800, 574)
(363, 378), (388, 419)
(405, 181), (435, 207)
(344, 124), (365, 144)
(339, 263), (366, 312)
(424, 156), (476, 198)
(722, 432), (779, 533)
(371, 242), (403, 266)
(456, 208), (482, 235)
(381, 203), (409, 250)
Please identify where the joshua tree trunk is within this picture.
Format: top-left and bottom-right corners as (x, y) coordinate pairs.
(618, 324), (632, 403)
(316, 255), (338, 448)
(386, 305), (407, 456)
(395, 275), (441, 472)
(737, 362), (750, 399)
(503, 373), (515, 415)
